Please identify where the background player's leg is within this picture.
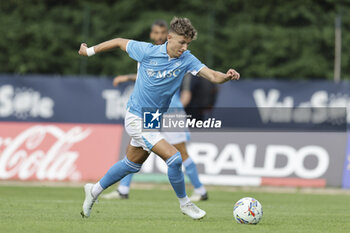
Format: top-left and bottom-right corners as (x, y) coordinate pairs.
(119, 174), (133, 194)
(174, 142), (208, 201)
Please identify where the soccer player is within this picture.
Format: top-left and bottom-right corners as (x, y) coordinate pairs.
(102, 19), (208, 202)
(78, 17), (240, 220)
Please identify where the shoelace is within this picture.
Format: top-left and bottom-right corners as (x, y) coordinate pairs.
(184, 203), (200, 213)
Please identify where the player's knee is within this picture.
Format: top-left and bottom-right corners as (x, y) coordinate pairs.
(123, 157), (141, 173)
(130, 167), (141, 173)
(166, 152), (183, 169)
(166, 152), (183, 183)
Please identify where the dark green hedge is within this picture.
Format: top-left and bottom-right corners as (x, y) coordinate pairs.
(0, 0), (349, 80)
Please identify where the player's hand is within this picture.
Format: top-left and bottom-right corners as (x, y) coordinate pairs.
(113, 75), (130, 87)
(78, 43), (88, 56)
(226, 69), (240, 80)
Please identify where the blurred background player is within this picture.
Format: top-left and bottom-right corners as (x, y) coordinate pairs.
(101, 19), (208, 202)
(182, 72), (218, 121)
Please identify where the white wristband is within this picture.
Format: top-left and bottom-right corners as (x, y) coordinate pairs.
(86, 47), (95, 56)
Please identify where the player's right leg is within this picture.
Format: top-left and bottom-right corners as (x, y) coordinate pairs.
(101, 144), (135, 200)
(81, 146), (147, 218)
(81, 110), (150, 218)
(101, 174), (133, 199)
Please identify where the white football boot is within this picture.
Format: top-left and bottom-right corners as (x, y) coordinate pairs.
(81, 183), (97, 218)
(180, 202), (206, 220)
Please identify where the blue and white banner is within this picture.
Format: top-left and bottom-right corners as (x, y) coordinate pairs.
(0, 75), (133, 124)
(1, 75), (350, 187)
(213, 81), (350, 188)
(214, 80), (350, 124)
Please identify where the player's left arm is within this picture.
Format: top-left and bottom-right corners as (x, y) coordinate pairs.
(78, 38), (129, 56)
(198, 67), (240, 84)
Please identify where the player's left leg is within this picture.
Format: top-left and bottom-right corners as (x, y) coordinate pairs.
(173, 142), (208, 201)
(152, 139), (206, 220)
(163, 132), (208, 201)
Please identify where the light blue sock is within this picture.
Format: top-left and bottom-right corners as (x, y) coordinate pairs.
(120, 173), (134, 187)
(99, 157), (141, 189)
(166, 152), (186, 198)
(183, 157), (203, 189)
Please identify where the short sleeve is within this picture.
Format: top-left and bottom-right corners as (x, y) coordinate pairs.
(126, 40), (152, 62)
(186, 54), (206, 76)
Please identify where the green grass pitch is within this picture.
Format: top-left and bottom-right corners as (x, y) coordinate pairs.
(1, 184), (350, 233)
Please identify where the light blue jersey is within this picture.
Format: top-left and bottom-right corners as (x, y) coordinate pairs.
(126, 40), (205, 117)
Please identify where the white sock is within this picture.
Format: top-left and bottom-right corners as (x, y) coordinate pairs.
(194, 186), (207, 196)
(179, 196), (191, 206)
(118, 185), (130, 195)
(91, 182), (104, 198)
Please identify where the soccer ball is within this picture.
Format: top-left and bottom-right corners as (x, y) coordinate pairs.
(233, 197), (263, 224)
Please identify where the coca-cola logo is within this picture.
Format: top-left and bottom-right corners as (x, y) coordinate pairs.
(0, 125), (91, 181)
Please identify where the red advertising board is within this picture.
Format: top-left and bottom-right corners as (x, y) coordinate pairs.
(0, 122), (122, 182)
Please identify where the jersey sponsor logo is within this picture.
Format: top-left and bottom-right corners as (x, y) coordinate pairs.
(146, 68), (182, 79)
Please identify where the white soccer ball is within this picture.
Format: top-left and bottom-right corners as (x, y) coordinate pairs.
(233, 197), (263, 224)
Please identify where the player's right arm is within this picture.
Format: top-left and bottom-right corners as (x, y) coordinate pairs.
(78, 38), (129, 56)
(79, 39), (151, 63)
(113, 74), (137, 87)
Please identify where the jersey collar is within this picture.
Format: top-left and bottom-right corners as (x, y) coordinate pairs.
(160, 42), (168, 54)
(161, 42), (180, 61)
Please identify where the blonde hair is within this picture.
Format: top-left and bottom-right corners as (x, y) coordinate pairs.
(169, 17), (197, 40)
